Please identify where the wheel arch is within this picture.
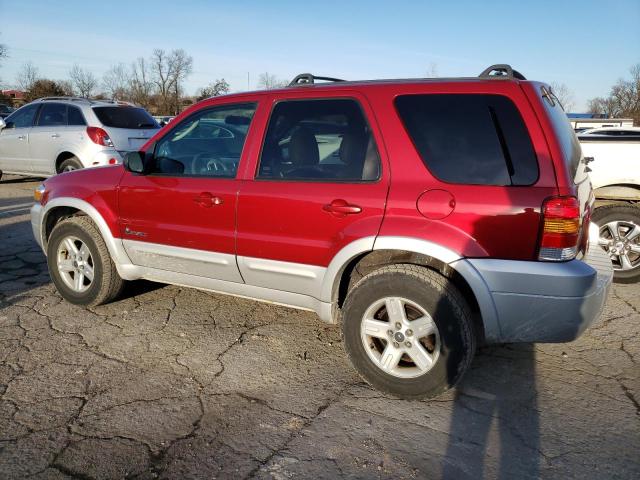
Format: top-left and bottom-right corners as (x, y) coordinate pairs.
(594, 184), (640, 202)
(55, 151), (81, 173)
(41, 198), (131, 269)
(323, 236), (498, 342)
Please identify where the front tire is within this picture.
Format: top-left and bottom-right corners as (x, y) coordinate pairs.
(59, 157), (83, 173)
(47, 216), (125, 306)
(342, 265), (476, 400)
(592, 204), (640, 283)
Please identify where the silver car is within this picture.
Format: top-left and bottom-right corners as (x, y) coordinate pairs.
(0, 97), (159, 178)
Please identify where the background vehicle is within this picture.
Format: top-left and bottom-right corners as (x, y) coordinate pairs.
(579, 129), (640, 282)
(0, 104), (15, 119)
(30, 65), (612, 399)
(0, 97), (159, 179)
(579, 126), (640, 137)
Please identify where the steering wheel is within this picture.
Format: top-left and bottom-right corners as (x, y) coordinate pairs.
(192, 153), (231, 175)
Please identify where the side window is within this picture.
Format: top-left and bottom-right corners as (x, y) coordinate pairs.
(5, 104), (39, 128)
(257, 98), (381, 182)
(37, 103), (68, 127)
(67, 106), (87, 126)
(395, 94), (539, 186)
(152, 103), (256, 178)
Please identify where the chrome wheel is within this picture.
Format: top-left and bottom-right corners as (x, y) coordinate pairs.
(598, 220), (640, 272)
(360, 296), (440, 379)
(63, 165), (77, 172)
(56, 236), (95, 292)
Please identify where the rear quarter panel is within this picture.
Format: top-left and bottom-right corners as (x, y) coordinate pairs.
(366, 81), (558, 260)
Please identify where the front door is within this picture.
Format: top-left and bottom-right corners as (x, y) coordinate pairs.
(236, 94), (390, 298)
(0, 103), (40, 174)
(118, 101), (260, 282)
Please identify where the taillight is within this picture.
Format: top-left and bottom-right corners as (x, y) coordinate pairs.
(538, 196), (581, 261)
(86, 127), (114, 147)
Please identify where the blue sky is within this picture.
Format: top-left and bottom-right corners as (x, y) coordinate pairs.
(0, 0), (638, 110)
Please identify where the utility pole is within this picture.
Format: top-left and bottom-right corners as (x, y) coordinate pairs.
(247, 72), (250, 90)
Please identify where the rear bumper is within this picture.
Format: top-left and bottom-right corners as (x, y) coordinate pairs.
(460, 241), (613, 343)
(88, 149), (123, 167)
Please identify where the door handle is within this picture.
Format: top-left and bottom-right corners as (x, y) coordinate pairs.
(323, 199), (362, 217)
(51, 133), (60, 138)
(194, 192), (223, 208)
(17, 135), (26, 140)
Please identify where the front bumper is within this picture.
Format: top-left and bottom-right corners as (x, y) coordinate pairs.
(31, 202), (45, 252)
(466, 241), (613, 343)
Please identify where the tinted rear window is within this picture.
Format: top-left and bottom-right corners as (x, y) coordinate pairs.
(395, 94), (538, 186)
(540, 87), (583, 182)
(93, 106), (158, 129)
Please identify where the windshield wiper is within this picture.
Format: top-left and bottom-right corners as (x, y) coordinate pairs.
(137, 123), (156, 128)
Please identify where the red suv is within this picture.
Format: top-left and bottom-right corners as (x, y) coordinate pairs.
(30, 65), (612, 399)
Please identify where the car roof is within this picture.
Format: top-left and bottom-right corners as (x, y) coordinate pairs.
(31, 97), (137, 108)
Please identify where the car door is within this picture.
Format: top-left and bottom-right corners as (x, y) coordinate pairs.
(236, 93), (390, 298)
(28, 102), (69, 174)
(0, 103), (39, 174)
(118, 100), (261, 282)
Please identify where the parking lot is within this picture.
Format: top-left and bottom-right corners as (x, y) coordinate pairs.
(0, 175), (638, 480)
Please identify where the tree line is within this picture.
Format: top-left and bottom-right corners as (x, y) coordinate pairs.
(0, 36), (289, 115)
(588, 64), (640, 125)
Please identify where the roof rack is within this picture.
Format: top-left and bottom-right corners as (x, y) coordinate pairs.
(288, 73), (346, 86)
(37, 96), (91, 103)
(478, 64), (526, 80)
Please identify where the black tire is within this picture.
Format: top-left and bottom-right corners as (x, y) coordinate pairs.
(47, 216), (125, 306)
(342, 264), (476, 400)
(58, 157), (83, 173)
(592, 204), (640, 283)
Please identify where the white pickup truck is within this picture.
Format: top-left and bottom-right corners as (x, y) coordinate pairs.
(580, 127), (640, 282)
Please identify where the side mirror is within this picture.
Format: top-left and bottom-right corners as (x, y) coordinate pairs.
(123, 151), (145, 174)
(0, 118), (6, 130)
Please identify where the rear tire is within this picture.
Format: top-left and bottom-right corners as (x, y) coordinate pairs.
(47, 216), (125, 306)
(592, 204), (640, 283)
(341, 265), (476, 399)
(58, 157), (83, 173)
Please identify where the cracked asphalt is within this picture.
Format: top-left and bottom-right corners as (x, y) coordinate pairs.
(0, 175), (638, 480)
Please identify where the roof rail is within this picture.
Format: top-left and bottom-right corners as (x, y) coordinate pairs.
(478, 64), (526, 80)
(288, 73), (345, 86)
(37, 96), (90, 102)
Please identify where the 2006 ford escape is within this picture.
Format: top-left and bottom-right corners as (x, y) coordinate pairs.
(30, 65), (612, 399)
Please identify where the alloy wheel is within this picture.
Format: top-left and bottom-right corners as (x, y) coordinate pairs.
(360, 296), (441, 379)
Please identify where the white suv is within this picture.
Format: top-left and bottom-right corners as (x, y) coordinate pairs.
(0, 97), (159, 178)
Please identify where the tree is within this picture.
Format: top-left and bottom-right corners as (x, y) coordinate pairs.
(69, 64), (98, 98)
(103, 63), (129, 100)
(129, 57), (153, 108)
(196, 79), (230, 101)
(257, 72), (288, 90)
(588, 64), (640, 124)
(16, 62), (39, 92)
(151, 48), (193, 115)
(25, 79), (67, 102)
(550, 82), (575, 112)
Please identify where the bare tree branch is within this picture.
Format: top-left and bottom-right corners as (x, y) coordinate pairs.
(257, 72), (288, 90)
(550, 82), (575, 112)
(16, 62), (39, 91)
(102, 63), (129, 100)
(69, 64), (98, 98)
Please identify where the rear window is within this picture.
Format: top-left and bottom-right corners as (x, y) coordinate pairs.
(540, 87), (584, 182)
(395, 94), (538, 186)
(93, 106), (158, 129)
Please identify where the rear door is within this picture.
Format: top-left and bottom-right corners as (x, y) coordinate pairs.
(92, 105), (159, 153)
(29, 102), (73, 174)
(118, 99), (260, 282)
(0, 103), (39, 174)
(236, 92), (389, 297)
